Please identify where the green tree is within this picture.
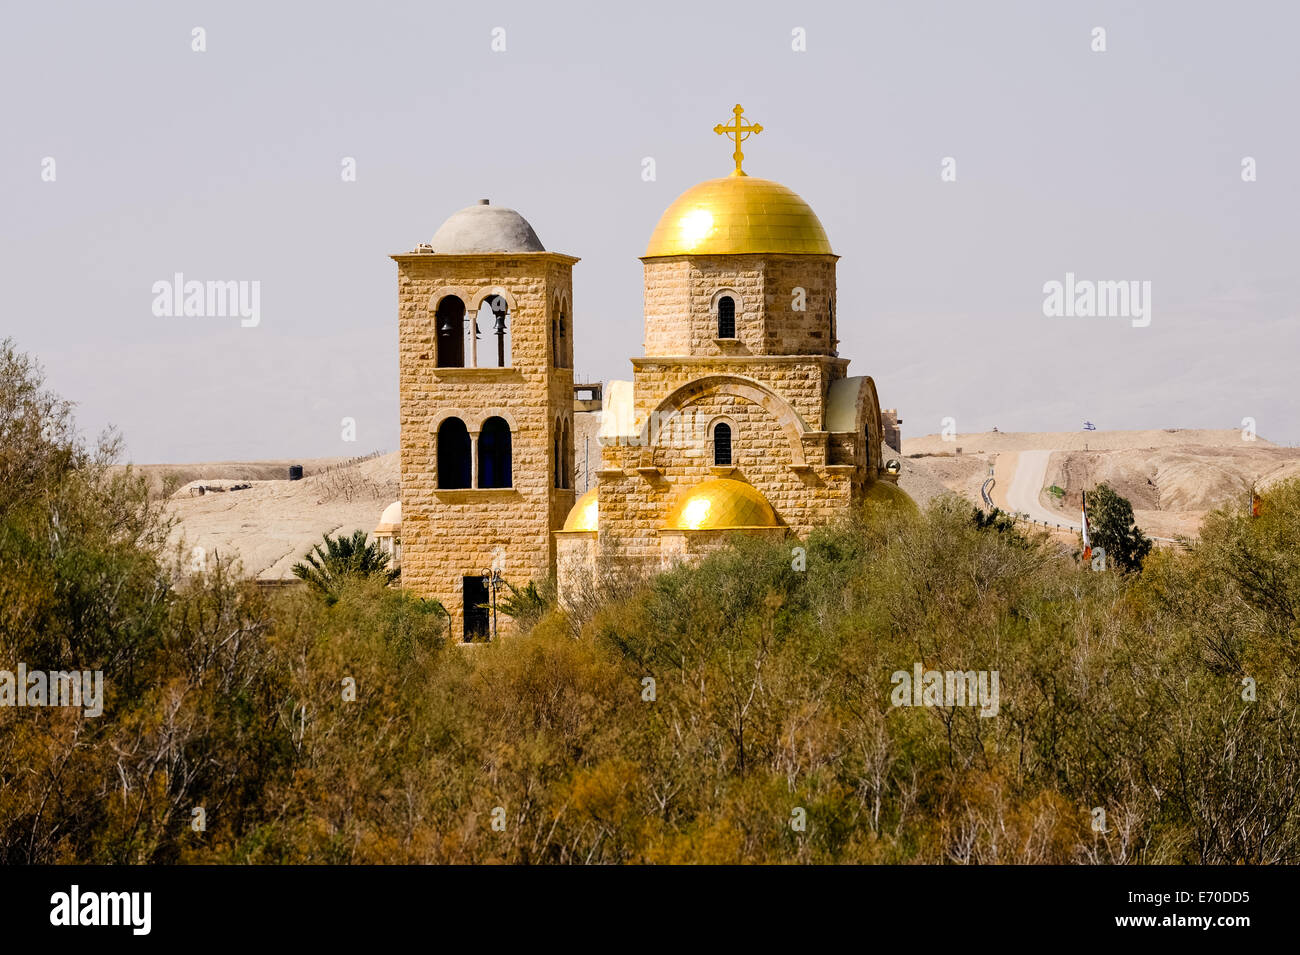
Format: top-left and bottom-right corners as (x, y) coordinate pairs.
(292, 529), (398, 603)
(971, 505), (1022, 538)
(1086, 483), (1152, 572)
(497, 579), (551, 631)
(0, 338), (81, 513)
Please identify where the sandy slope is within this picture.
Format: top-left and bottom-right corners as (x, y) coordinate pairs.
(885, 444), (952, 507)
(905, 429), (1300, 541)
(904, 428), (1282, 455)
(118, 457), (363, 498)
(165, 453), (399, 579)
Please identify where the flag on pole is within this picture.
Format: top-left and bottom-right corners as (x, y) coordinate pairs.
(1081, 489), (1092, 561)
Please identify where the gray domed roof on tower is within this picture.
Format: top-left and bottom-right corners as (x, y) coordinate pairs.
(429, 199), (545, 254)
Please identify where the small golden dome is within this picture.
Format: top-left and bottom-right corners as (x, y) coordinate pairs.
(663, 478), (780, 531)
(643, 175), (833, 258)
(863, 480), (917, 512)
(562, 487), (599, 532)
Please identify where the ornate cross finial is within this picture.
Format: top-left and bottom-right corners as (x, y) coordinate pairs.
(713, 104), (763, 176)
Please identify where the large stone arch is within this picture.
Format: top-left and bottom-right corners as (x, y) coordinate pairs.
(646, 375), (808, 467)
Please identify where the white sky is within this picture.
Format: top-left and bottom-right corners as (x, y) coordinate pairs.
(2, 0), (1296, 461)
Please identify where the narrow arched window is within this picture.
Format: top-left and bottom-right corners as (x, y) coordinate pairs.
(717, 296), (736, 338)
(437, 417), (471, 488)
(713, 422), (732, 466)
(478, 416), (512, 488)
(558, 309), (568, 368)
(562, 418), (572, 489)
(435, 296), (466, 367)
(554, 418), (562, 488)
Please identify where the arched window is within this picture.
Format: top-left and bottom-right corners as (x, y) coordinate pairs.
(479, 296), (510, 367)
(435, 296), (466, 367)
(437, 417), (471, 488)
(558, 308), (568, 368)
(554, 418), (562, 488)
(713, 422), (733, 466)
(478, 416), (512, 488)
(717, 296), (736, 339)
(561, 418), (572, 489)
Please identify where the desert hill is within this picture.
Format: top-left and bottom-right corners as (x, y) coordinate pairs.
(163, 452), (399, 580)
(901, 429), (1300, 539)
(121, 457), (365, 499)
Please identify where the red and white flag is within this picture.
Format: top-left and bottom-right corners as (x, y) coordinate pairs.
(1081, 489), (1092, 561)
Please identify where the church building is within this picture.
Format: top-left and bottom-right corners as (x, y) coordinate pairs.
(392, 106), (907, 641)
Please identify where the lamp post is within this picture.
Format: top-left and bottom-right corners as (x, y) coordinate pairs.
(483, 569), (503, 641)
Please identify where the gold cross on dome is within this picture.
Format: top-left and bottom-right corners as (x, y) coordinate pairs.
(714, 104), (763, 176)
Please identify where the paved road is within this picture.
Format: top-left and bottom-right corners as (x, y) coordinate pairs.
(1000, 449), (1081, 531)
(989, 447), (1183, 544)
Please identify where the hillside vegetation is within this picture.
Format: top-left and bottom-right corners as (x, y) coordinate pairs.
(3, 339), (1299, 864)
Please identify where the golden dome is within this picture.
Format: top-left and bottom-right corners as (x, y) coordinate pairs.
(863, 480), (917, 512)
(663, 478), (780, 531)
(562, 487), (599, 532)
(643, 174), (833, 258)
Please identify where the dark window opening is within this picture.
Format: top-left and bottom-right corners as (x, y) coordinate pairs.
(437, 417), (471, 488)
(435, 296), (466, 367)
(554, 420), (562, 488)
(713, 422), (733, 466)
(478, 416), (512, 488)
(463, 575), (489, 641)
(561, 419), (572, 489)
(717, 296), (736, 338)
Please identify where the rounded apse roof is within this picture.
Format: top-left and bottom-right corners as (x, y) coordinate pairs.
(430, 200), (545, 254)
(643, 174), (832, 258)
(663, 478), (780, 531)
(373, 499), (401, 535)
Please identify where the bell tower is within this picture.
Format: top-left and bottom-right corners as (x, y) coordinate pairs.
(392, 200), (578, 641)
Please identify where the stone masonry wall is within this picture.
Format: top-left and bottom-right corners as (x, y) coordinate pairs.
(596, 386), (859, 565)
(395, 252), (576, 640)
(630, 356), (849, 432)
(641, 254), (837, 358)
